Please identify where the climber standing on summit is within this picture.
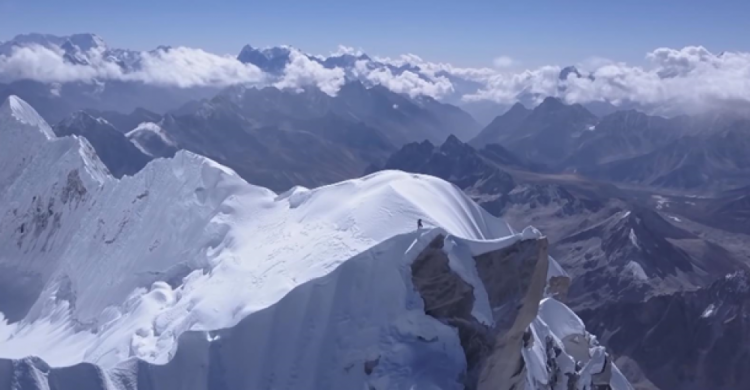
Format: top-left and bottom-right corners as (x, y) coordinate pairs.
(417, 219), (423, 229)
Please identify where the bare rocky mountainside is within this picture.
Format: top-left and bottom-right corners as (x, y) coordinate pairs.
(472, 97), (750, 193)
(372, 120), (750, 389)
(578, 271), (750, 390)
(50, 81), (483, 192)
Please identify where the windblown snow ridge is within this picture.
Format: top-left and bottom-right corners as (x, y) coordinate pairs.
(0, 94), (512, 364)
(0, 96), (632, 390)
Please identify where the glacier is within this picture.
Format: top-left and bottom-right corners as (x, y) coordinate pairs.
(0, 95), (631, 389)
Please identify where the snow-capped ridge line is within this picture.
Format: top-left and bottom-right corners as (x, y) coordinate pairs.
(0, 226), (552, 389)
(0, 95), (55, 139)
(1, 228), (472, 389)
(0, 97), (521, 371)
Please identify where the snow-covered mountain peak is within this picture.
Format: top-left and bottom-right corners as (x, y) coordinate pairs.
(58, 110), (111, 129)
(0, 96), (110, 205)
(0, 97), (518, 371)
(0, 32), (108, 59)
(125, 121), (177, 157)
(237, 44), (293, 73)
(0, 98), (632, 389)
(0, 95), (55, 139)
(66, 33), (107, 52)
(2, 33), (66, 50)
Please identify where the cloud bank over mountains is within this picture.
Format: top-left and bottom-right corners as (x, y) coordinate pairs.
(0, 43), (266, 87)
(1, 33), (749, 112)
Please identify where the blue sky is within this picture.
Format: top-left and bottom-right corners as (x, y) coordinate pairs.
(0, 0), (747, 68)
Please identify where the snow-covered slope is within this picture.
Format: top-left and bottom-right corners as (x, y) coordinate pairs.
(0, 96), (630, 390)
(524, 298), (633, 390)
(125, 122), (177, 158)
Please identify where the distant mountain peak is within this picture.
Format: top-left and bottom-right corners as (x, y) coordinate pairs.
(536, 96), (566, 111)
(440, 134), (465, 151)
(7, 33), (64, 46)
(6, 32), (106, 52)
(559, 66), (582, 80)
(59, 110), (110, 129)
(66, 33), (107, 51)
(559, 65), (595, 82)
(337, 79), (369, 95)
(53, 109), (152, 177)
(507, 102), (529, 114)
(0, 95), (56, 139)
(599, 108), (651, 126)
(237, 44), (292, 73)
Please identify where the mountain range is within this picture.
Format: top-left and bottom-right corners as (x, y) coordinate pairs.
(471, 97), (750, 192)
(47, 78), (750, 195)
(2, 31), (750, 390)
(50, 80), (482, 191)
(369, 133), (750, 390)
(0, 32), (664, 128)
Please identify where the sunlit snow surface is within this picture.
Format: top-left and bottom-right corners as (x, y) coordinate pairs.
(0, 96), (630, 390)
(0, 94), (517, 368)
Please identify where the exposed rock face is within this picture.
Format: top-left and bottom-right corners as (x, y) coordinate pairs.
(410, 232), (610, 390)
(411, 235), (492, 387)
(378, 136), (518, 199)
(581, 119), (750, 192)
(475, 238), (550, 390)
(407, 232), (629, 390)
(470, 97), (598, 167)
(579, 271), (750, 390)
(369, 135), (599, 221)
(470, 102), (531, 149)
(557, 207), (747, 311)
(370, 133), (613, 230)
(546, 276), (571, 303)
(83, 107), (163, 134)
(410, 234), (551, 389)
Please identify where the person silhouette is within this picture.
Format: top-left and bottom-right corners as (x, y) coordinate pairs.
(417, 219), (423, 229)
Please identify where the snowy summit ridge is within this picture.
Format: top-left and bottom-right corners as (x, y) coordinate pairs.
(0, 96), (631, 390)
(0, 95), (55, 139)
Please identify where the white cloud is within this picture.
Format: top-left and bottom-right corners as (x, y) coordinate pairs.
(133, 47), (265, 88)
(462, 46), (750, 112)
(463, 66), (562, 104)
(492, 56), (514, 69)
(330, 45), (365, 57)
(274, 49), (345, 95)
(2, 40), (750, 113)
(579, 56), (616, 70)
(0, 44), (265, 88)
(352, 60), (454, 98)
(0, 45), (122, 83)
(646, 46), (715, 76)
(374, 53), (496, 82)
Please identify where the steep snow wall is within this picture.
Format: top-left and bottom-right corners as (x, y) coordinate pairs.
(1, 230), (468, 390)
